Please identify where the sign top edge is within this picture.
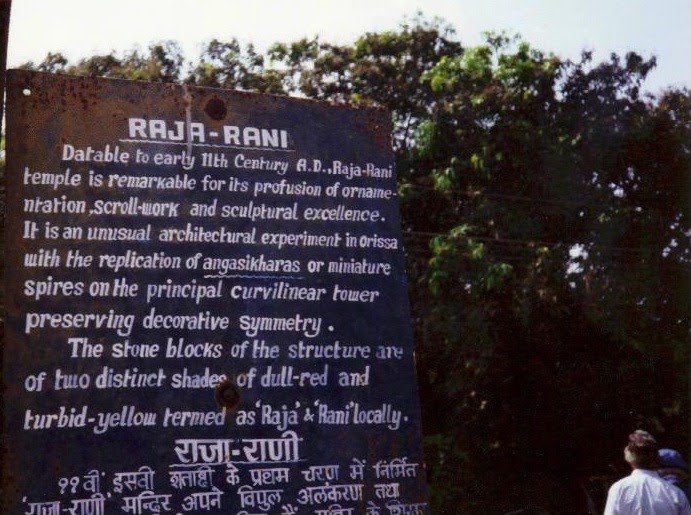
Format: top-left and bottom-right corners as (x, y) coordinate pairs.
(6, 68), (392, 118)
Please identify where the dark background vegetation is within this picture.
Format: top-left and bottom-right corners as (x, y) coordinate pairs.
(12, 16), (690, 514)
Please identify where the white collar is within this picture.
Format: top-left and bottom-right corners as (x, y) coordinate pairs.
(631, 469), (661, 478)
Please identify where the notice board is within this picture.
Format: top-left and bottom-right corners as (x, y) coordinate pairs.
(2, 70), (429, 514)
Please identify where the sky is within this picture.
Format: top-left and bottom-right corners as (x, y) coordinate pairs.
(7, 0), (690, 93)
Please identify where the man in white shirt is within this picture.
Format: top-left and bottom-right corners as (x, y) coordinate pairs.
(604, 430), (691, 515)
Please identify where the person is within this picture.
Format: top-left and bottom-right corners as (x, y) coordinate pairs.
(604, 430), (691, 514)
(659, 448), (690, 500)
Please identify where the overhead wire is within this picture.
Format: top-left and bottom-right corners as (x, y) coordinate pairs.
(396, 179), (675, 205)
(399, 236), (689, 270)
(399, 182), (587, 207)
(401, 230), (656, 253)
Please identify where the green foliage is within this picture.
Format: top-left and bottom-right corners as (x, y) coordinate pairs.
(187, 39), (285, 93)
(423, 433), (470, 511)
(20, 42), (185, 82)
(17, 18), (690, 513)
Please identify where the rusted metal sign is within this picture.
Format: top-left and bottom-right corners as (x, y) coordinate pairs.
(2, 70), (429, 514)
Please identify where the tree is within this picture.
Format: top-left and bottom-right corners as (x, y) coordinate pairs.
(20, 41), (185, 82)
(403, 32), (689, 513)
(187, 39), (284, 93)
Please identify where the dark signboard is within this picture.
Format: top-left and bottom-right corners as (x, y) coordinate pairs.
(2, 70), (429, 514)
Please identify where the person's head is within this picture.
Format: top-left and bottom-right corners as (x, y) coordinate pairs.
(658, 448), (688, 483)
(623, 430), (660, 470)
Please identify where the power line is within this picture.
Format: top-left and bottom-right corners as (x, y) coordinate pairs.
(401, 230), (670, 253)
(398, 181), (675, 206)
(400, 242), (690, 269)
(399, 183), (587, 207)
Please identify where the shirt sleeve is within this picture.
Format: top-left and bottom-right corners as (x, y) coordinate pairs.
(603, 484), (620, 515)
(678, 493), (691, 515)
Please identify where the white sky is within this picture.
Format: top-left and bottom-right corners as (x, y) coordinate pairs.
(7, 0), (690, 93)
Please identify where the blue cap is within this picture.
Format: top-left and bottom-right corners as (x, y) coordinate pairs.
(659, 448), (688, 471)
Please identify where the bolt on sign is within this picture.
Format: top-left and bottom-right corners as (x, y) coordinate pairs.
(2, 70), (429, 514)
